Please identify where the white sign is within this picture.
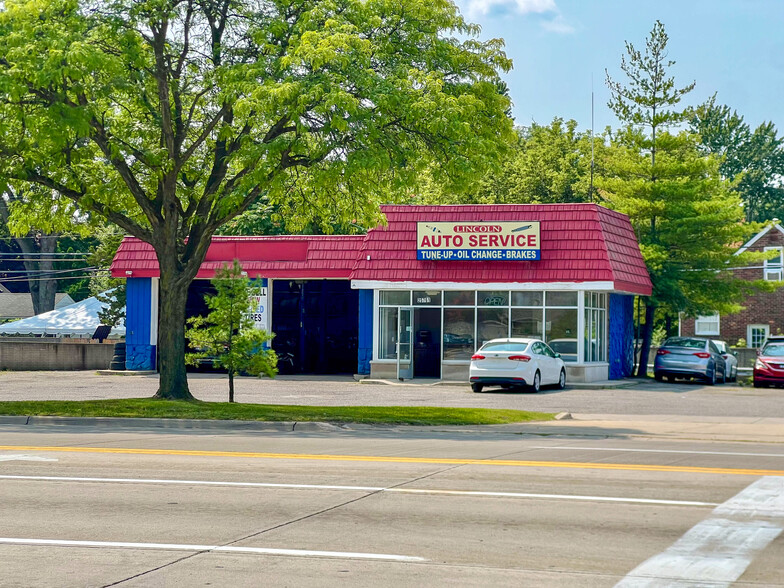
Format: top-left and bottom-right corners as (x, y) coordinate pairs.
(249, 287), (268, 331)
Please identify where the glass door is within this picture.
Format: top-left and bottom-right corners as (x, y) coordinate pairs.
(397, 307), (414, 380)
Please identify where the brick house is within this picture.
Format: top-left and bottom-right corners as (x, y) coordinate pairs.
(680, 222), (784, 347)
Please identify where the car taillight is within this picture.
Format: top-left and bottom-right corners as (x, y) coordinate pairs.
(656, 349), (670, 355)
(471, 354), (485, 361)
(693, 352), (711, 358)
(721, 354), (728, 359)
(508, 355), (531, 362)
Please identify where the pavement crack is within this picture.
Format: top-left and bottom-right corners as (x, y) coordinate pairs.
(99, 552), (206, 587)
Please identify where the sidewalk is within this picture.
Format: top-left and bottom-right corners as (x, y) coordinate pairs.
(3, 412), (784, 444)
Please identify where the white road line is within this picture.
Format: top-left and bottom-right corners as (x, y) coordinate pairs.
(533, 446), (784, 458)
(0, 474), (717, 507)
(0, 455), (58, 462)
(615, 476), (784, 587)
(0, 538), (425, 562)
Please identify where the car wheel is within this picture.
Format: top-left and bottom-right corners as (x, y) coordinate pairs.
(530, 371), (541, 393)
(557, 369), (566, 390)
(721, 368), (726, 384)
(732, 367), (737, 382)
(471, 383), (483, 393)
(654, 372), (663, 382)
(707, 368), (716, 386)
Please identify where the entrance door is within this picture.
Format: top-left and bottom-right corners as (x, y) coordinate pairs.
(397, 307), (414, 380)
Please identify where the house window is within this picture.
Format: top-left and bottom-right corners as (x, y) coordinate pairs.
(694, 313), (720, 336)
(764, 247), (783, 281)
(748, 324), (770, 348)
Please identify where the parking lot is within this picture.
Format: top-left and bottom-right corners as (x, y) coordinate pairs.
(0, 370), (779, 419)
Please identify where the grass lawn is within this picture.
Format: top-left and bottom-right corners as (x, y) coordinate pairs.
(0, 399), (553, 426)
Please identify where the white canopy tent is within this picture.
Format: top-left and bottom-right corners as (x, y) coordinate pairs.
(0, 296), (125, 338)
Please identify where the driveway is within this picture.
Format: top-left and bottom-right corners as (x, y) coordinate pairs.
(0, 371), (781, 419)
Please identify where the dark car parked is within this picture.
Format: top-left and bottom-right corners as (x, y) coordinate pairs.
(753, 339), (784, 388)
(654, 337), (727, 385)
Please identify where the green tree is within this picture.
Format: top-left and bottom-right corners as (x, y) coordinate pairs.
(602, 21), (769, 376)
(418, 118), (599, 205)
(186, 261), (277, 403)
(0, 0), (514, 399)
(688, 95), (784, 223)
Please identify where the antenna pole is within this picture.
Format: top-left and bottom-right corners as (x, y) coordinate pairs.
(590, 75), (595, 203)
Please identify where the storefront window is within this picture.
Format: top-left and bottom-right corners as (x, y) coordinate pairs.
(379, 290), (410, 306)
(583, 292), (607, 362)
(512, 291), (543, 306)
(443, 308), (475, 360)
(478, 291), (509, 307)
(443, 291), (474, 306)
(378, 307), (398, 360)
(477, 308), (508, 346)
(545, 308), (578, 362)
(546, 291), (578, 307)
(413, 291), (441, 306)
(511, 308), (543, 339)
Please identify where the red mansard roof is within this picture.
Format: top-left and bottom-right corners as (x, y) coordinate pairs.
(110, 235), (365, 279)
(110, 204), (651, 295)
(351, 204), (651, 295)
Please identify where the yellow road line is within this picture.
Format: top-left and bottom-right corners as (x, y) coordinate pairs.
(0, 445), (782, 476)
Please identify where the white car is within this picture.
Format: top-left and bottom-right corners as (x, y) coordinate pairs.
(711, 340), (738, 382)
(469, 338), (566, 393)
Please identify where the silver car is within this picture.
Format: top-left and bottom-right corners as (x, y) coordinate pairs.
(654, 337), (727, 385)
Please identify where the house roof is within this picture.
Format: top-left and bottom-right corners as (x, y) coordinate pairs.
(0, 293), (75, 320)
(110, 204), (652, 295)
(111, 235), (366, 279)
(351, 204), (651, 295)
(734, 222), (784, 255)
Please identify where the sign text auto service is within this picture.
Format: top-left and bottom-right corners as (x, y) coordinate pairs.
(416, 222), (541, 261)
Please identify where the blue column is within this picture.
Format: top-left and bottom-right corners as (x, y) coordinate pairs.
(357, 289), (373, 374)
(609, 294), (634, 379)
(125, 278), (157, 371)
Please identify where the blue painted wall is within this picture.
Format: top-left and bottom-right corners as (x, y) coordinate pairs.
(608, 294), (634, 379)
(125, 278), (156, 371)
(357, 289), (373, 374)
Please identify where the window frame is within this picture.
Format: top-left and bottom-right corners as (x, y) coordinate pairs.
(763, 247), (784, 281)
(694, 313), (720, 336)
(748, 324), (770, 348)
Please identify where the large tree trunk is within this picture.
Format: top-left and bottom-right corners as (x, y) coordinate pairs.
(635, 302), (657, 378)
(154, 261), (195, 401)
(20, 234), (57, 315)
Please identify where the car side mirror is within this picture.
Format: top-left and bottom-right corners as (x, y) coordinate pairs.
(554, 352), (561, 358)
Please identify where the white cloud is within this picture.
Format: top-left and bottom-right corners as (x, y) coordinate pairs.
(540, 13), (575, 34)
(465, 0), (556, 17)
(463, 0), (574, 35)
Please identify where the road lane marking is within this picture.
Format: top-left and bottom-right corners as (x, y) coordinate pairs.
(0, 455), (58, 462)
(615, 476), (784, 587)
(0, 474), (718, 507)
(0, 538), (425, 562)
(534, 446), (784, 458)
(1, 446), (783, 476)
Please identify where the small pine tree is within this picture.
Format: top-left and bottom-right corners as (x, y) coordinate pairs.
(185, 261), (277, 402)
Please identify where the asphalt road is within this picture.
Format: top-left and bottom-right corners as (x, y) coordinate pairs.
(0, 371), (782, 419)
(1, 424), (783, 587)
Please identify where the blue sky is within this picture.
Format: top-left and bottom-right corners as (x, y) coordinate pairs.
(452, 0), (784, 134)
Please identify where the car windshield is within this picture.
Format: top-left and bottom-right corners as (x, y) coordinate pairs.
(663, 337), (706, 350)
(761, 343), (784, 356)
(480, 342), (529, 352)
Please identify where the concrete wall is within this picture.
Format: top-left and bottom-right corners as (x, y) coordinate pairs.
(0, 338), (116, 370)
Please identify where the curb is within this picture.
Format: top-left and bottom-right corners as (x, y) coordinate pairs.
(8, 416), (349, 432)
